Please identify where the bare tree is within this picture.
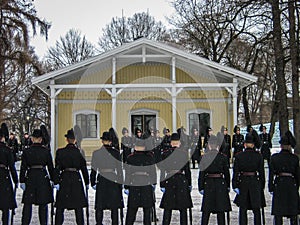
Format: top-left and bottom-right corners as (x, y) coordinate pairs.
(98, 12), (168, 52)
(45, 29), (96, 71)
(0, 0), (50, 129)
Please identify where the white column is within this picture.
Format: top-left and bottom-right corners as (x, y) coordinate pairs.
(50, 80), (56, 158)
(171, 57), (177, 132)
(233, 78), (238, 126)
(112, 88), (117, 130)
(112, 57), (117, 129)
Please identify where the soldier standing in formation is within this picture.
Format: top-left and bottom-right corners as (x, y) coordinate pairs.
(159, 133), (193, 225)
(153, 129), (163, 163)
(259, 124), (272, 165)
(190, 127), (202, 169)
(203, 127), (213, 153)
(268, 132), (299, 225)
(19, 129), (54, 225)
(90, 131), (124, 225)
(0, 128), (18, 225)
(232, 126), (244, 159)
(20, 132), (32, 153)
(53, 129), (89, 225)
(218, 126), (231, 165)
(124, 138), (157, 225)
(121, 127), (133, 163)
(232, 134), (265, 225)
(161, 128), (171, 151)
(8, 132), (19, 161)
(199, 135), (231, 225)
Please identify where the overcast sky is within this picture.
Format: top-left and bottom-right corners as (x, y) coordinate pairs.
(31, 0), (174, 58)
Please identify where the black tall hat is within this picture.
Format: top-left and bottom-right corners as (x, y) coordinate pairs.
(32, 129), (43, 138)
(1, 123), (9, 142)
(64, 129), (75, 139)
(246, 124), (252, 133)
(244, 133), (255, 144)
(171, 133), (180, 141)
(100, 131), (112, 141)
(122, 127), (128, 135)
(233, 125), (240, 133)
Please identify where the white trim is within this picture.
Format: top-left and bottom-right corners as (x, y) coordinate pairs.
(186, 109), (212, 135)
(73, 109), (101, 139)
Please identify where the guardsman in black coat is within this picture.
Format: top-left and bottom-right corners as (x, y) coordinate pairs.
(246, 125), (261, 150)
(199, 135), (231, 225)
(153, 129), (163, 163)
(7, 132), (19, 161)
(121, 127), (133, 163)
(20, 132), (32, 153)
(159, 133), (193, 225)
(53, 129), (89, 225)
(90, 131), (124, 225)
(268, 133), (299, 225)
(0, 128), (18, 225)
(203, 127), (213, 153)
(232, 126), (244, 159)
(19, 129), (54, 225)
(218, 126), (232, 165)
(161, 128), (171, 152)
(124, 138), (157, 225)
(259, 124), (272, 165)
(232, 134), (265, 225)
(190, 127), (202, 169)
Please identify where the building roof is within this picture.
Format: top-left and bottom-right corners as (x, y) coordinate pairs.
(33, 38), (257, 94)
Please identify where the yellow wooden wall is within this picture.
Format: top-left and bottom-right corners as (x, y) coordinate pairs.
(56, 62), (231, 158)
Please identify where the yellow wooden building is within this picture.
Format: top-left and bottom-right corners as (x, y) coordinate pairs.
(33, 38), (257, 158)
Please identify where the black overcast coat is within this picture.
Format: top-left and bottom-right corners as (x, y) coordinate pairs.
(54, 143), (89, 209)
(19, 143), (54, 205)
(124, 151), (156, 208)
(232, 133), (244, 157)
(232, 148), (265, 209)
(0, 142), (18, 209)
(159, 146), (193, 210)
(268, 149), (300, 216)
(199, 149), (231, 213)
(90, 145), (124, 210)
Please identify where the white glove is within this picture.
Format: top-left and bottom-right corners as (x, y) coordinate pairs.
(199, 190), (204, 195)
(124, 189), (129, 195)
(160, 187), (166, 193)
(92, 185), (97, 190)
(233, 188), (240, 195)
(54, 184), (60, 191)
(20, 183), (26, 191)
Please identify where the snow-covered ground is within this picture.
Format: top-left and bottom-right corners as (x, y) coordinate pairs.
(5, 161), (295, 224)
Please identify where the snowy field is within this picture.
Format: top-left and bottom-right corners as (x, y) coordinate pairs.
(2, 161), (295, 224)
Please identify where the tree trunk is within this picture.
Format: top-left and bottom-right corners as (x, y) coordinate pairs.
(288, 0), (300, 155)
(271, 0), (289, 136)
(242, 87), (251, 125)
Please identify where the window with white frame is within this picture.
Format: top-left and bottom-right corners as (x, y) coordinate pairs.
(75, 111), (99, 138)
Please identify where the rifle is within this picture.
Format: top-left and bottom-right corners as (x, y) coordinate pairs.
(10, 184), (16, 225)
(86, 188), (89, 225)
(189, 208), (192, 225)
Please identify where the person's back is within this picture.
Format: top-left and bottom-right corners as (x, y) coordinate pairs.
(268, 134), (299, 225)
(54, 129), (89, 225)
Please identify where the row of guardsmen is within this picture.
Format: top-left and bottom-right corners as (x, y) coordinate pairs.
(0, 126), (299, 225)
